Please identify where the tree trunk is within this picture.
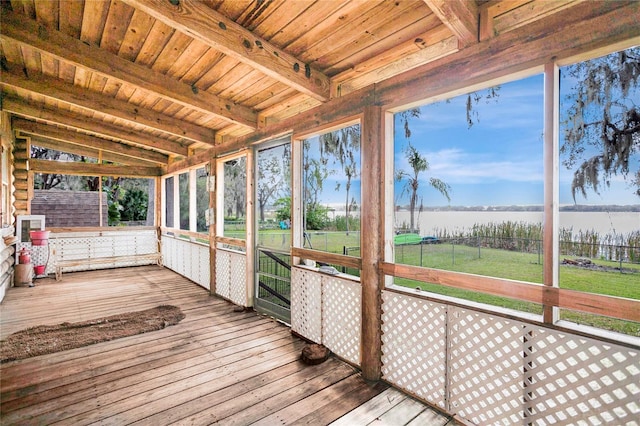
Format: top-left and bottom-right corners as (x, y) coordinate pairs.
(409, 191), (416, 231)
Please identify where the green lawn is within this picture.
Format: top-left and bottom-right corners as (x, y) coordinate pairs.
(394, 243), (640, 336)
(230, 227), (640, 335)
(251, 229), (361, 252)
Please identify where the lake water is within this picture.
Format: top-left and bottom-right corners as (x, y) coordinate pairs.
(390, 211), (640, 236)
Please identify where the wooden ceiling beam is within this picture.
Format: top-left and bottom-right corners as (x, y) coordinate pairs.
(11, 117), (169, 165)
(171, 0), (640, 174)
(24, 134), (161, 167)
(379, 1), (640, 107)
(3, 96), (187, 157)
(0, 112), (13, 140)
(0, 65), (215, 146)
(0, 10), (258, 129)
(423, 0), (478, 47)
(29, 158), (163, 177)
(332, 35), (459, 97)
(121, 0), (331, 102)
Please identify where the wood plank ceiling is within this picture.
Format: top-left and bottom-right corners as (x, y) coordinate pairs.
(0, 0), (583, 172)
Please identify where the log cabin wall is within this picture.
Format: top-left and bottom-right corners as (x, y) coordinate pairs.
(0, 113), (16, 301)
(0, 229), (15, 301)
(11, 137), (28, 216)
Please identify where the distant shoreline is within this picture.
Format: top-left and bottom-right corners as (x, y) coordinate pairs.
(394, 210), (639, 236)
(394, 205), (640, 213)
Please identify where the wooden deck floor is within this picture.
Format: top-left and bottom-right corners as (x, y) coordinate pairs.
(0, 265), (453, 425)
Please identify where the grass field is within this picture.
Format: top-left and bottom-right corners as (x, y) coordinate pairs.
(393, 243), (639, 336)
(245, 228), (639, 335)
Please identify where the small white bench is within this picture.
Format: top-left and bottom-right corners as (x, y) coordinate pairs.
(55, 253), (162, 281)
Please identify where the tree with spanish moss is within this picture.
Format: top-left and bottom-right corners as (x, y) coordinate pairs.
(224, 157), (246, 219)
(561, 47), (640, 200)
(320, 125), (360, 236)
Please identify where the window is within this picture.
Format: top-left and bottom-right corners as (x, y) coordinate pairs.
(178, 172), (189, 230)
(558, 46), (640, 334)
(164, 176), (175, 228)
(109, 178), (154, 226)
(256, 142), (290, 249)
(196, 167), (209, 233)
(31, 144), (99, 166)
(29, 143), (155, 228)
(393, 75), (544, 313)
(31, 173), (105, 227)
(164, 165), (210, 234)
(221, 156), (246, 240)
(31, 146), (101, 190)
(300, 124), (361, 258)
(31, 175), (155, 228)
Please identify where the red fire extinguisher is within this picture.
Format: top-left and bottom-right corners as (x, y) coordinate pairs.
(19, 247), (31, 264)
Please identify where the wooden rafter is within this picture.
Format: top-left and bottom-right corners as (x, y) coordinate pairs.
(172, 0), (640, 173)
(3, 97), (187, 157)
(29, 158), (163, 177)
(0, 65), (215, 146)
(0, 112), (12, 140)
(423, 0), (479, 47)
(121, 0), (331, 102)
(24, 134), (161, 167)
(379, 1), (640, 108)
(11, 118), (169, 165)
(332, 35), (459, 97)
(0, 10), (258, 129)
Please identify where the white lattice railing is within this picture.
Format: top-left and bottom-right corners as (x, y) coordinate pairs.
(161, 234), (210, 290)
(291, 266), (362, 366)
(215, 248), (247, 306)
(381, 289), (640, 425)
(43, 229), (160, 277)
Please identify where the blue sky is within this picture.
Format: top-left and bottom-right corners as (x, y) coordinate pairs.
(302, 64), (639, 209)
(394, 74), (546, 207)
(394, 72), (640, 207)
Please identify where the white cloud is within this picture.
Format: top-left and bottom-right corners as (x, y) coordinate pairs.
(395, 147), (543, 184)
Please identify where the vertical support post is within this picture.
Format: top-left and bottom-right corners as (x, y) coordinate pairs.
(543, 61), (559, 324)
(361, 105), (383, 381)
(209, 158), (217, 296)
(291, 137), (303, 264)
(189, 168), (197, 233)
(159, 176), (165, 228)
(173, 175), (180, 231)
(98, 151), (103, 227)
(98, 174), (103, 227)
(156, 176), (162, 227)
(155, 175), (162, 259)
(245, 150), (255, 307)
